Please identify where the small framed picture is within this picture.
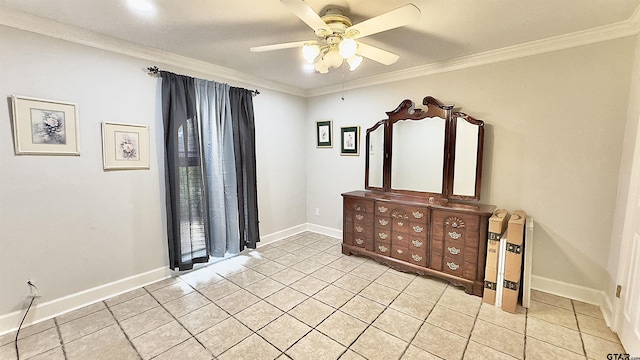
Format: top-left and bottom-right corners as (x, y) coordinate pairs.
(316, 120), (332, 148)
(101, 122), (150, 170)
(10, 95), (80, 155)
(341, 126), (360, 156)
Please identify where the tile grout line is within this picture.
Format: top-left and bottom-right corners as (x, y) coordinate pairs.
(103, 299), (144, 359)
(523, 306), (528, 359)
(572, 300), (589, 359)
(397, 283), (448, 359)
(458, 287), (483, 359)
(52, 317), (68, 360)
(332, 268), (408, 359)
(143, 283), (217, 359)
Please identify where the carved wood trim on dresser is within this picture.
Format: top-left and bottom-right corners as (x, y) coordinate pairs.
(342, 190), (495, 296)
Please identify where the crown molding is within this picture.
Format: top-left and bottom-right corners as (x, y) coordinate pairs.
(307, 15), (640, 97)
(0, 7), (304, 97)
(2, 5), (639, 99)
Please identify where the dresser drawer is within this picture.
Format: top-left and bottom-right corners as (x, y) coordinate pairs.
(409, 237), (426, 251)
(432, 210), (481, 232)
(376, 216), (391, 229)
(375, 203), (392, 217)
(345, 198), (374, 214)
(444, 243), (464, 258)
(375, 229), (391, 243)
(391, 244), (410, 262)
(353, 223), (371, 238)
(375, 241), (391, 256)
(407, 249), (427, 267)
(391, 218), (411, 233)
(443, 256), (464, 277)
(391, 233), (409, 248)
(353, 234), (374, 251)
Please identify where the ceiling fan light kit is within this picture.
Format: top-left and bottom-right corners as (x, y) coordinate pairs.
(251, 0), (420, 74)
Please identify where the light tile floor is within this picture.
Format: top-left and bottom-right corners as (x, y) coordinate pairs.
(0, 232), (628, 360)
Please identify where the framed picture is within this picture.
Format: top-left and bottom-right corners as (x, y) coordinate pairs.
(316, 120), (332, 148)
(341, 126), (360, 156)
(10, 95), (80, 155)
(101, 122), (150, 170)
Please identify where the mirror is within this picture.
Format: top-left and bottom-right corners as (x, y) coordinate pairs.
(364, 96), (485, 201)
(366, 122), (385, 189)
(391, 117), (446, 193)
(450, 113), (484, 199)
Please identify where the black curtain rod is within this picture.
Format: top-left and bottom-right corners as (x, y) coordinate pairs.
(146, 66), (260, 96)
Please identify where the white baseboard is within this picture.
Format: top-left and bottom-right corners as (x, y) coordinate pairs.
(306, 223), (342, 239)
(0, 224), (337, 336)
(0, 266), (171, 336)
(531, 275), (604, 305)
(258, 224), (308, 247)
(601, 292), (615, 328)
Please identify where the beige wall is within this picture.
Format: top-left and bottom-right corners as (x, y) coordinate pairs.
(306, 36), (636, 291)
(0, 25), (307, 329)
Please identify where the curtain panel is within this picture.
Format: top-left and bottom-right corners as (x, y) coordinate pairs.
(160, 71), (209, 271)
(195, 80), (241, 257)
(230, 87), (260, 250)
(160, 72), (260, 270)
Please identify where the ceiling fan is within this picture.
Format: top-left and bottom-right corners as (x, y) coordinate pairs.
(250, 0), (421, 73)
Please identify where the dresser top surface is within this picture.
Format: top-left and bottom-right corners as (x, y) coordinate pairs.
(342, 190), (496, 215)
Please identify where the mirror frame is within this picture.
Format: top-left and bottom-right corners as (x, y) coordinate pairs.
(448, 111), (485, 201)
(364, 96), (484, 201)
(364, 119), (386, 192)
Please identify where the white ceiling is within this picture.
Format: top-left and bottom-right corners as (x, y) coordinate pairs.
(2, 0), (640, 94)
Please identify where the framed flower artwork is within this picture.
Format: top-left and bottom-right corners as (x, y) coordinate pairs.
(316, 120), (332, 148)
(10, 95), (80, 155)
(340, 126), (360, 156)
(101, 122), (150, 170)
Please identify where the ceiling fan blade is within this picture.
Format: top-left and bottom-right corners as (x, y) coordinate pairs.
(281, 0), (331, 36)
(250, 40), (314, 52)
(346, 4), (421, 39)
(355, 42), (399, 65)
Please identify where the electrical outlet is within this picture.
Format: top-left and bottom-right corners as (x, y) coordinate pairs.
(315, 208), (320, 216)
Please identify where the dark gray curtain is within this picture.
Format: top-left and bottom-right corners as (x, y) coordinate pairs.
(230, 87), (260, 250)
(161, 71), (209, 271)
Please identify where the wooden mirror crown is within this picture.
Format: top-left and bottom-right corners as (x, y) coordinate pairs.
(365, 96), (485, 201)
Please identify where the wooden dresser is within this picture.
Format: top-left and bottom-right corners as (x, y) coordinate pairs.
(342, 191), (495, 295)
(347, 96), (494, 296)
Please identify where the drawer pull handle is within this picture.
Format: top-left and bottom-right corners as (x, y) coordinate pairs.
(447, 262), (460, 271)
(378, 245), (388, 252)
(412, 254), (423, 262)
(412, 240), (423, 247)
(447, 246), (461, 255)
(355, 214), (364, 221)
(378, 232), (388, 240)
(448, 231), (461, 240)
(378, 206), (388, 213)
(413, 225), (424, 233)
(396, 235), (404, 241)
(397, 221), (404, 227)
(412, 211), (424, 219)
(355, 206), (362, 211)
(378, 219), (389, 226)
(355, 226), (364, 233)
(396, 249), (404, 254)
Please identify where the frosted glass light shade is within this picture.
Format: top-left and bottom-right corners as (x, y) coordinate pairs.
(324, 50), (344, 69)
(339, 38), (357, 59)
(314, 59), (329, 74)
(347, 55), (363, 71)
(302, 44), (320, 64)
